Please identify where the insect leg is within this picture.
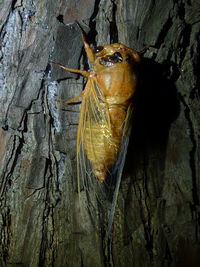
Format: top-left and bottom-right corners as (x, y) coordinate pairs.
(56, 91), (83, 104)
(51, 61), (89, 78)
(75, 22), (95, 64)
(82, 37), (95, 64)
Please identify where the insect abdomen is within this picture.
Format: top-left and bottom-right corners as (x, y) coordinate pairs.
(84, 104), (128, 182)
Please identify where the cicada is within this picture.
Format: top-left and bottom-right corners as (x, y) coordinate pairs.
(53, 29), (140, 233)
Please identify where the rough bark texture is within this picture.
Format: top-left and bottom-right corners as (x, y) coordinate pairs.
(0, 0), (200, 266)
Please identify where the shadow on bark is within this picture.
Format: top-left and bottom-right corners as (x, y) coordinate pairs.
(127, 58), (180, 174)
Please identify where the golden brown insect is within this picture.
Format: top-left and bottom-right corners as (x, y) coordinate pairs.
(53, 32), (140, 193)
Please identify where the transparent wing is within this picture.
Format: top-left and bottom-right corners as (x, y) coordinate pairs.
(76, 78), (111, 195)
(107, 103), (133, 236)
(76, 77), (133, 235)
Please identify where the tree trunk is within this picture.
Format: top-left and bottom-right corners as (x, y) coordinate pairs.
(0, 0), (200, 266)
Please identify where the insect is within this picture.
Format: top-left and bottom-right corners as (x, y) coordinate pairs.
(53, 32), (140, 181)
(52, 28), (141, 234)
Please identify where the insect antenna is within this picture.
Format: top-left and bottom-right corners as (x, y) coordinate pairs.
(137, 45), (151, 54)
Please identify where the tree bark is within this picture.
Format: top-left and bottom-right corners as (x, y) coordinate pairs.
(0, 0), (200, 266)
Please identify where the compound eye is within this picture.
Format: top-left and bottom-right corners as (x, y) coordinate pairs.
(125, 54), (131, 62)
(99, 51), (123, 66)
(113, 52), (123, 62)
(93, 46), (104, 53)
(126, 54), (136, 64)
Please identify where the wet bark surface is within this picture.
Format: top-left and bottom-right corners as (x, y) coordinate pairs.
(0, 0), (200, 266)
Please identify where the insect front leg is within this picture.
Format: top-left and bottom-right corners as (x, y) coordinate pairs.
(81, 37), (95, 64)
(51, 61), (89, 78)
(76, 22), (95, 64)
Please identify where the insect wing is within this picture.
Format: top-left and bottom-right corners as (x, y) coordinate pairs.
(76, 76), (133, 236)
(76, 78), (111, 194)
(107, 103), (133, 236)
